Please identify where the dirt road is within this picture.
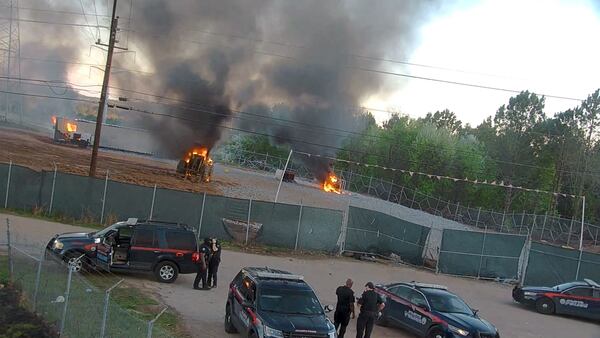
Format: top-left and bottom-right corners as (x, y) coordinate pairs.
(3, 214), (598, 338)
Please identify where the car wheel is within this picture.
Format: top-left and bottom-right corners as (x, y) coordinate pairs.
(224, 304), (238, 333)
(154, 261), (179, 283)
(65, 253), (84, 273)
(535, 297), (555, 315)
(427, 327), (445, 338)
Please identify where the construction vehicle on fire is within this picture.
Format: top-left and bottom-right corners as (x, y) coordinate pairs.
(176, 146), (214, 183)
(53, 116), (92, 148)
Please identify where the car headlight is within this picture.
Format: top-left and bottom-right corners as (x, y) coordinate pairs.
(264, 325), (284, 338)
(448, 324), (469, 337)
(53, 240), (64, 250)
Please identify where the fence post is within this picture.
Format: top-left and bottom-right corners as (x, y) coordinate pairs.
(147, 307), (167, 338)
(386, 180), (394, 202)
(567, 217), (574, 247)
(499, 209), (506, 233)
(477, 223), (488, 279)
(410, 190), (417, 209)
(100, 170), (109, 224)
(149, 184), (157, 220)
(48, 163), (57, 215)
(294, 202), (304, 251)
(476, 207), (482, 229)
(575, 249), (583, 280)
(6, 218), (13, 282)
(32, 246), (45, 312)
(100, 279), (124, 338)
(540, 212), (548, 241)
(520, 211), (525, 232)
(245, 198), (252, 245)
(60, 265), (74, 336)
(197, 193), (206, 239)
(4, 160), (12, 208)
(367, 176), (373, 195)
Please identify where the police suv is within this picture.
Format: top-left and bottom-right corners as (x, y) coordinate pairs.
(374, 282), (499, 338)
(225, 267), (336, 338)
(512, 278), (600, 320)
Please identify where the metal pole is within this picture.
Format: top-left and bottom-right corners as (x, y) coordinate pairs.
(197, 193), (206, 239)
(32, 246), (45, 312)
(147, 307), (167, 338)
(410, 190), (417, 209)
(100, 170), (109, 224)
(6, 218), (12, 282)
(567, 217), (574, 247)
(294, 202), (304, 251)
(454, 202), (460, 220)
(245, 199), (252, 245)
(477, 223), (488, 279)
(4, 160), (12, 208)
(500, 209), (506, 233)
(100, 279), (124, 338)
(579, 196), (585, 251)
(387, 179), (394, 201)
(60, 265), (74, 336)
(89, 0), (119, 177)
(48, 163), (57, 214)
(476, 207), (482, 229)
(274, 149), (293, 203)
(520, 211), (525, 232)
(149, 184), (157, 220)
(540, 212), (548, 241)
(367, 176), (373, 195)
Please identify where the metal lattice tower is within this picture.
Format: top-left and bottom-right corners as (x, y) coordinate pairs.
(0, 0), (22, 123)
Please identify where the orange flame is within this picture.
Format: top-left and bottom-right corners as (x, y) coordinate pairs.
(323, 172), (341, 194)
(51, 116), (57, 125)
(66, 122), (77, 133)
(182, 146), (209, 163)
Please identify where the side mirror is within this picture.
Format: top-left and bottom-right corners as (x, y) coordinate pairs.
(324, 305), (334, 313)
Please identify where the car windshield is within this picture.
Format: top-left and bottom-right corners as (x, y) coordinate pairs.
(258, 287), (323, 315)
(94, 223), (122, 237)
(427, 292), (473, 315)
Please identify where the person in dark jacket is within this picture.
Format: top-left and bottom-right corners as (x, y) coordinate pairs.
(356, 282), (385, 338)
(334, 278), (355, 338)
(193, 238), (211, 290)
(207, 238), (221, 288)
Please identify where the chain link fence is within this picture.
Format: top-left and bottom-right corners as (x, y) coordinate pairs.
(219, 149), (600, 250)
(1, 218), (177, 338)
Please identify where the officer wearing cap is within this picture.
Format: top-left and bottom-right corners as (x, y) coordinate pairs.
(355, 282), (385, 338)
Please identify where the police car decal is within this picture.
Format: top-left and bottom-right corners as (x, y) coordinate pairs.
(239, 308), (250, 326)
(404, 310), (427, 325)
(559, 298), (589, 308)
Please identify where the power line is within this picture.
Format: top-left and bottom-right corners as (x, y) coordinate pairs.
(0, 16), (108, 29)
(0, 5), (112, 18)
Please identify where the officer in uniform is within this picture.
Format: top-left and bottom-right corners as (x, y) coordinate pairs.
(193, 238), (211, 290)
(207, 238), (222, 288)
(355, 282), (385, 338)
(334, 278), (355, 338)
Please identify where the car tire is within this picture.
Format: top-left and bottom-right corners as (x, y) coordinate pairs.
(154, 261), (179, 283)
(427, 327), (445, 338)
(535, 297), (555, 315)
(224, 304), (238, 333)
(64, 252), (85, 273)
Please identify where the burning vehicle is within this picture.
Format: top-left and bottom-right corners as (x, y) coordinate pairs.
(52, 116), (92, 148)
(323, 171), (342, 194)
(176, 146), (214, 183)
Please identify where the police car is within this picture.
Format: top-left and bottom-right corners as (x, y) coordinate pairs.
(374, 282), (499, 338)
(225, 267), (336, 338)
(512, 278), (600, 320)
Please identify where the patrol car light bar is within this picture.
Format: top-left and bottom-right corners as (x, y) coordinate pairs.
(256, 272), (304, 281)
(410, 282), (448, 290)
(584, 279), (599, 288)
(126, 218), (138, 225)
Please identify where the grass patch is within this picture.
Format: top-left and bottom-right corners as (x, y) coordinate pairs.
(2, 208), (104, 230)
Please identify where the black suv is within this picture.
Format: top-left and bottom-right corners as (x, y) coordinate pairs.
(224, 267), (336, 338)
(92, 218), (199, 283)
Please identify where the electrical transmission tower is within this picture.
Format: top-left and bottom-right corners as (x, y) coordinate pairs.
(0, 0), (22, 123)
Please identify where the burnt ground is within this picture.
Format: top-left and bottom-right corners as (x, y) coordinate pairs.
(0, 284), (58, 338)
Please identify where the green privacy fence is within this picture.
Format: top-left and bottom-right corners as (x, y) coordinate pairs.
(344, 206), (430, 265)
(523, 242), (600, 286)
(437, 229), (526, 279)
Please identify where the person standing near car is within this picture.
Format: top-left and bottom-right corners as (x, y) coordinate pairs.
(334, 278), (355, 338)
(193, 237), (211, 290)
(356, 282), (385, 338)
(207, 237), (221, 288)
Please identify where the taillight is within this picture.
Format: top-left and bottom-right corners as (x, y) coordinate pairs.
(192, 252), (200, 262)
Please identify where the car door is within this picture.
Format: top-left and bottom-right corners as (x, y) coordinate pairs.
(403, 289), (432, 336)
(384, 286), (414, 331)
(233, 276), (257, 334)
(556, 286), (594, 318)
(591, 288), (600, 320)
(129, 228), (159, 270)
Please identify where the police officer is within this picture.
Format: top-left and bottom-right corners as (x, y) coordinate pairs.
(334, 278), (355, 338)
(355, 282), (385, 338)
(193, 238), (211, 290)
(207, 237), (222, 288)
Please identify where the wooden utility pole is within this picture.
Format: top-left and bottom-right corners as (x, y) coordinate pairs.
(89, 0), (118, 177)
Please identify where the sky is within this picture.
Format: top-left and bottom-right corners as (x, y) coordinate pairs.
(364, 0), (600, 126)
